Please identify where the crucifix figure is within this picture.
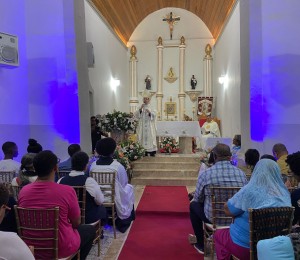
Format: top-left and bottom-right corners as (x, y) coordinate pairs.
(163, 12), (180, 40)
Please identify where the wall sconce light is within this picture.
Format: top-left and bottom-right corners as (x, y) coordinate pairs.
(218, 75), (228, 85)
(110, 78), (120, 92)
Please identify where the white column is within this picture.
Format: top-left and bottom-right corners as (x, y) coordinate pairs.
(178, 37), (186, 121)
(203, 44), (213, 97)
(129, 45), (138, 113)
(156, 37), (164, 118)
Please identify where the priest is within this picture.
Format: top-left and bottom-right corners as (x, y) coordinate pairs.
(202, 115), (221, 138)
(134, 90), (157, 156)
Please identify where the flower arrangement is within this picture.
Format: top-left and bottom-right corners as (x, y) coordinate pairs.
(113, 145), (131, 171)
(97, 110), (137, 132)
(159, 137), (179, 153)
(119, 140), (145, 161)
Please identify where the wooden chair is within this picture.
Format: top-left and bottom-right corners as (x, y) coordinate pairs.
(0, 171), (15, 183)
(14, 206), (80, 260)
(11, 185), (22, 201)
(90, 170), (117, 239)
(72, 186), (102, 256)
(58, 170), (71, 179)
(249, 207), (294, 260)
(203, 186), (241, 259)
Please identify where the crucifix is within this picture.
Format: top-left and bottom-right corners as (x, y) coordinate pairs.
(163, 12), (180, 40)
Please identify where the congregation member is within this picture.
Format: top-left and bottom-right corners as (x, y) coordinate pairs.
(189, 143), (247, 254)
(231, 134), (245, 167)
(286, 151), (300, 225)
(90, 137), (135, 233)
(214, 159), (291, 260)
(260, 154), (276, 161)
(58, 151), (107, 225)
(0, 141), (20, 174)
(27, 138), (43, 153)
(134, 90), (157, 156)
(0, 184), (35, 260)
(18, 150), (96, 259)
(91, 116), (108, 154)
(201, 115), (221, 138)
(11, 153), (38, 187)
(244, 149), (260, 173)
(58, 143), (81, 172)
(272, 143), (289, 175)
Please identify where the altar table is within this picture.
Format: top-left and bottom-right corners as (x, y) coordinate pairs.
(156, 121), (202, 154)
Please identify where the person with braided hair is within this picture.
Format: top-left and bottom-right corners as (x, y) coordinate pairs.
(286, 151), (300, 225)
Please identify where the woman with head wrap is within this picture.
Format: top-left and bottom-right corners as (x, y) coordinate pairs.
(27, 139), (43, 154)
(214, 159), (291, 260)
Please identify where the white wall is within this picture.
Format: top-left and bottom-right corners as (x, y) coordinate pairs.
(128, 8), (214, 119)
(213, 2), (241, 139)
(84, 1), (130, 114)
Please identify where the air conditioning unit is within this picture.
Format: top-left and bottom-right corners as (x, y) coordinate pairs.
(0, 32), (19, 67)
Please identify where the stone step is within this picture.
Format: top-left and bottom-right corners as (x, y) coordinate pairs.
(132, 161), (200, 170)
(133, 169), (199, 178)
(131, 176), (197, 186)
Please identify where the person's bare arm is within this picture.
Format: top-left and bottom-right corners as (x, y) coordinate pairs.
(224, 202), (235, 217)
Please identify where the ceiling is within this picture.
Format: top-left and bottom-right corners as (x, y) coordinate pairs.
(89, 0), (237, 46)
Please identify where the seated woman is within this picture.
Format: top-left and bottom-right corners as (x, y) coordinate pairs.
(214, 159), (291, 260)
(58, 151), (107, 225)
(286, 152), (300, 226)
(11, 153), (38, 187)
(90, 137), (135, 233)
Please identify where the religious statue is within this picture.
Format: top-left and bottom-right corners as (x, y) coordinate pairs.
(191, 75), (197, 89)
(145, 75), (151, 90)
(162, 12), (180, 40)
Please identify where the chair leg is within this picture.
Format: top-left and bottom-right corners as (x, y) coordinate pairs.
(97, 226), (102, 256)
(112, 207), (116, 239)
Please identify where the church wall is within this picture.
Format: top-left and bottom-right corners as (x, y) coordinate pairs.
(213, 2), (241, 139)
(0, 0), (82, 160)
(241, 0), (300, 154)
(84, 2), (130, 115)
(128, 8), (214, 119)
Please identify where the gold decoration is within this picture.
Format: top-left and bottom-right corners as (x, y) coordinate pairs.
(180, 36), (185, 45)
(164, 67), (178, 83)
(205, 44), (212, 58)
(130, 45), (137, 58)
(158, 36), (163, 46)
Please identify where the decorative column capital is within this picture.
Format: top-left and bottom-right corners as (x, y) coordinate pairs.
(130, 45), (137, 59)
(157, 36), (163, 46)
(204, 44), (213, 59)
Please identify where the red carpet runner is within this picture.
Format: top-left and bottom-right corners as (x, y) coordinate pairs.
(118, 186), (203, 260)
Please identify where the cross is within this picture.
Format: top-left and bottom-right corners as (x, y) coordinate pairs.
(163, 12), (180, 40)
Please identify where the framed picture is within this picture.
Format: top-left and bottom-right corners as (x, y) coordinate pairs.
(165, 102), (176, 115)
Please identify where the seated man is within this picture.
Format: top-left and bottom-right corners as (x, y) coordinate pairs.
(0, 184), (34, 259)
(58, 151), (107, 225)
(201, 115), (221, 138)
(90, 137), (135, 233)
(272, 143), (289, 175)
(58, 144), (81, 172)
(189, 144), (248, 254)
(0, 141), (21, 175)
(18, 150), (96, 259)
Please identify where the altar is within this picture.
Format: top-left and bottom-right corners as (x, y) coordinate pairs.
(156, 121), (201, 154)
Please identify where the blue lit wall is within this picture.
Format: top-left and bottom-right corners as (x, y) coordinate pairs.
(248, 0), (300, 153)
(0, 0), (80, 160)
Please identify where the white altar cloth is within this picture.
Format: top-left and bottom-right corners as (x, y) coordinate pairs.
(156, 121), (201, 154)
(156, 121), (202, 138)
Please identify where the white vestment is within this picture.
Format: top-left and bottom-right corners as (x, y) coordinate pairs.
(202, 121), (221, 138)
(134, 104), (157, 152)
(90, 160), (134, 220)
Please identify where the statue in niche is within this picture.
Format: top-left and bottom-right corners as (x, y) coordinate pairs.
(191, 75), (197, 90)
(145, 75), (151, 90)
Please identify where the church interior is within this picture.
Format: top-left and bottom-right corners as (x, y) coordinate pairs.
(1, 0), (300, 259)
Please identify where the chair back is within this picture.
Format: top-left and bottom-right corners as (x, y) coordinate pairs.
(249, 206), (295, 260)
(90, 171), (116, 204)
(210, 186), (241, 227)
(72, 186), (86, 224)
(14, 206), (59, 259)
(11, 185), (22, 201)
(58, 170), (70, 179)
(0, 171), (15, 183)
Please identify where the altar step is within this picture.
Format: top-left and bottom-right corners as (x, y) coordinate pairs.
(131, 154), (200, 186)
